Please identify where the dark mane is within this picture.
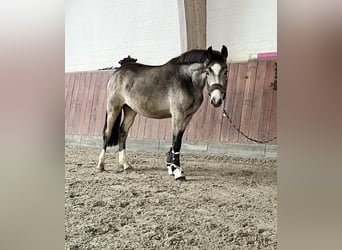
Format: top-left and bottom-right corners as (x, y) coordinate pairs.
(168, 49), (225, 65)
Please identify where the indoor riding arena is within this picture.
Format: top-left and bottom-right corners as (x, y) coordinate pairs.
(65, 0), (277, 249)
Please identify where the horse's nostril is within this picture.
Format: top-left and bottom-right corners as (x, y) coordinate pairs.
(211, 99), (214, 105)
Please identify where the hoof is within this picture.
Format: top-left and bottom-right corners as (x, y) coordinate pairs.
(175, 176), (187, 181)
(123, 163), (133, 170)
(123, 165), (134, 173)
(123, 168), (134, 174)
(96, 163), (104, 172)
(118, 163), (133, 173)
(114, 168), (124, 174)
(173, 168), (186, 181)
(114, 165), (124, 173)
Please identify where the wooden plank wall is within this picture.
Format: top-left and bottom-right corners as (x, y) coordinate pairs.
(65, 58), (277, 144)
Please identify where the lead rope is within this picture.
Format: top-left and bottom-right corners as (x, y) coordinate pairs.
(221, 100), (277, 144)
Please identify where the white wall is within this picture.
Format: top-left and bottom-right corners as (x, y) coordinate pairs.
(65, 0), (181, 72)
(65, 0), (277, 71)
(207, 0), (277, 62)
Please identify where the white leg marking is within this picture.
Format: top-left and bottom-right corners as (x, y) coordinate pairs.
(96, 149), (106, 171)
(118, 150), (132, 170)
(119, 150), (126, 165)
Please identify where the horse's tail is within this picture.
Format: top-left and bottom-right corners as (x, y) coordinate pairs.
(103, 110), (122, 147)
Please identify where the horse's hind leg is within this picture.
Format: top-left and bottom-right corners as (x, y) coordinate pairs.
(118, 105), (137, 171)
(96, 107), (122, 172)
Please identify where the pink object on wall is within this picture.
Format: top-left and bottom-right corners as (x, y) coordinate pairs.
(257, 52), (277, 58)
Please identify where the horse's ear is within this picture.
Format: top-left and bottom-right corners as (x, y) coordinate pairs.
(207, 46), (213, 59)
(221, 45), (228, 59)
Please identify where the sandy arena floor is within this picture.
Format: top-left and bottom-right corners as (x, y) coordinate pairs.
(65, 145), (277, 249)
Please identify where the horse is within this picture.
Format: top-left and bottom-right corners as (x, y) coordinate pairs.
(97, 46), (228, 180)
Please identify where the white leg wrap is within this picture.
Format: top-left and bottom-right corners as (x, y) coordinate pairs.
(96, 149), (106, 171)
(167, 165), (174, 175)
(173, 167), (186, 180)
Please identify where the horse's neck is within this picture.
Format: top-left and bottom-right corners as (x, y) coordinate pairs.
(181, 63), (206, 89)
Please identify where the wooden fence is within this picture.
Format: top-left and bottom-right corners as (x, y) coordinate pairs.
(65, 58), (277, 145)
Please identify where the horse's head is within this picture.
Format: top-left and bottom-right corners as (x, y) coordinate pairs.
(205, 46), (228, 108)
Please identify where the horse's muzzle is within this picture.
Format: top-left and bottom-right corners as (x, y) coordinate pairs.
(211, 98), (222, 107)
(208, 83), (226, 107)
(208, 84), (226, 98)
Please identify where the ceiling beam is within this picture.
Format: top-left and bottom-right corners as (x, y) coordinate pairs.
(178, 0), (207, 52)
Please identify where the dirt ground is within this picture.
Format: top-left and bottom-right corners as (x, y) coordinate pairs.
(65, 145), (277, 249)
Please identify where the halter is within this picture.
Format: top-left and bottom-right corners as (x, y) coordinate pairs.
(207, 82), (226, 100)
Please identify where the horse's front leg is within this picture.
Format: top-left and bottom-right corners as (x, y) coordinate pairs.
(168, 130), (186, 180)
(168, 111), (193, 180)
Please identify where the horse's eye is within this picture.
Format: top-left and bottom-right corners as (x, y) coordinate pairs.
(205, 71), (209, 76)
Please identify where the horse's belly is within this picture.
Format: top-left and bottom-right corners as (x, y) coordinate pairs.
(143, 112), (171, 119)
(128, 100), (171, 119)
